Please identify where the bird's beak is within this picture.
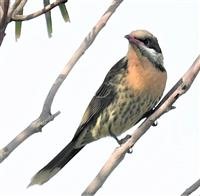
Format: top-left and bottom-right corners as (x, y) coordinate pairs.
(125, 34), (138, 45)
(124, 34), (131, 41)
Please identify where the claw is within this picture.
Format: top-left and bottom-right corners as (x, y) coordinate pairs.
(127, 147), (133, 154)
(109, 130), (131, 144)
(152, 121), (158, 126)
(109, 130), (132, 153)
(118, 135), (132, 153)
(119, 134), (131, 145)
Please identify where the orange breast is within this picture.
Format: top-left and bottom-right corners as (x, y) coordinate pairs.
(126, 47), (167, 98)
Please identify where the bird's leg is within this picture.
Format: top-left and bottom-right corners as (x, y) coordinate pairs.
(144, 108), (155, 118)
(108, 129), (121, 144)
(109, 130), (132, 153)
(119, 134), (132, 144)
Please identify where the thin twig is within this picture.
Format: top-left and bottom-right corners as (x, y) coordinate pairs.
(10, 0), (27, 18)
(7, 0), (21, 18)
(82, 55), (200, 196)
(0, 111), (60, 162)
(41, 0), (124, 116)
(12, 0), (68, 21)
(0, 0), (68, 45)
(181, 178), (200, 196)
(0, 0), (123, 163)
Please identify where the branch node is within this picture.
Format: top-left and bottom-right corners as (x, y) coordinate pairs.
(181, 84), (188, 91)
(12, 0), (68, 21)
(40, 110), (61, 127)
(174, 93), (180, 100)
(165, 105), (176, 113)
(170, 105), (176, 110)
(52, 110), (61, 118)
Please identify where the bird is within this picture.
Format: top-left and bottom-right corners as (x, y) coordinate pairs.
(29, 29), (167, 186)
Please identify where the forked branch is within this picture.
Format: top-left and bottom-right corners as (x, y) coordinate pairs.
(11, 0), (68, 21)
(0, 0), (124, 162)
(0, 0), (68, 45)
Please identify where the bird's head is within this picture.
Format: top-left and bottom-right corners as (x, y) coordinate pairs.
(125, 30), (164, 71)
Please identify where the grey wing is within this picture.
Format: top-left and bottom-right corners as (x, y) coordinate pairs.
(73, 82), (116, 141)
(72, 57), (127, 145)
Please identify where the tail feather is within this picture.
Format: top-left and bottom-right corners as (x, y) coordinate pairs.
(28, 141), (84, 186)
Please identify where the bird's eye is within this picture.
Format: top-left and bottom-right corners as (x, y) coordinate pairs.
(143, 38), (151, 47)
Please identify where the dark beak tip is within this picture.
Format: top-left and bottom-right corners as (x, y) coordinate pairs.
(124, 34), (130, 40)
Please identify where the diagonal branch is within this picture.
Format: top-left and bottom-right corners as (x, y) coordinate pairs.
(10, 0), (27, 18)
(41, 0), (124, 116)
(0, 0), (124, 163)
(12, 0), (68, 21)
(0, 0), (10, 28)
(82, 55), (200, 196)
(0, 0), (10, 46)
(7, 0), (21, 17)
(181, 178), (200, 196)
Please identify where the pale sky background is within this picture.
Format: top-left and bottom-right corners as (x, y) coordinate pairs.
(0, 0), (199, 196)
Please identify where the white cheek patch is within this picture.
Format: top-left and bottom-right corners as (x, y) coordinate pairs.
(140, 45), (164, 66)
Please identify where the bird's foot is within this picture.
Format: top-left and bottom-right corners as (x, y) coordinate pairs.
(109, 130), (132, 153)
(119, 134), (131, 145)
(152, 120), (158, 127)
(120, 135), (132, 154)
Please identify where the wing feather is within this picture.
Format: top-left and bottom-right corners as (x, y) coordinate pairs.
(73, 57), (127, 140)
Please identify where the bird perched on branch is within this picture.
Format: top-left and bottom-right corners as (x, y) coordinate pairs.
(29, 30), (167, 186)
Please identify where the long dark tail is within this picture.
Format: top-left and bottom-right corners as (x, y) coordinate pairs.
(29, 141), (84, 186)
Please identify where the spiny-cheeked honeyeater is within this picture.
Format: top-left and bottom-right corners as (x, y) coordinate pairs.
(29, 30), (167, 186)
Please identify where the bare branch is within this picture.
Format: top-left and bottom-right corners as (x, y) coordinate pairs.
(0, 0), (123, 162)
(7, 0), (21, 18)
(181, 178), (200, 196)
(82, 55), (200, 196)
(0, 0), (10, 26)
(0, 0), (10, 45)
(41, 0), (124, 116)
(11, 0), (27, 18)
(12, 0), (68, 21)
(0, 111), (60, 163)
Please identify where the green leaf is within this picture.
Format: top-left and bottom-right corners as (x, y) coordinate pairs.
(43, 0), (52, 38)
(15, 8), (23, 41)
(59, 3), (70, 22)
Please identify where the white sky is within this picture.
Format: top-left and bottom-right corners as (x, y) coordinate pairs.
(0, 0), (199, 196)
